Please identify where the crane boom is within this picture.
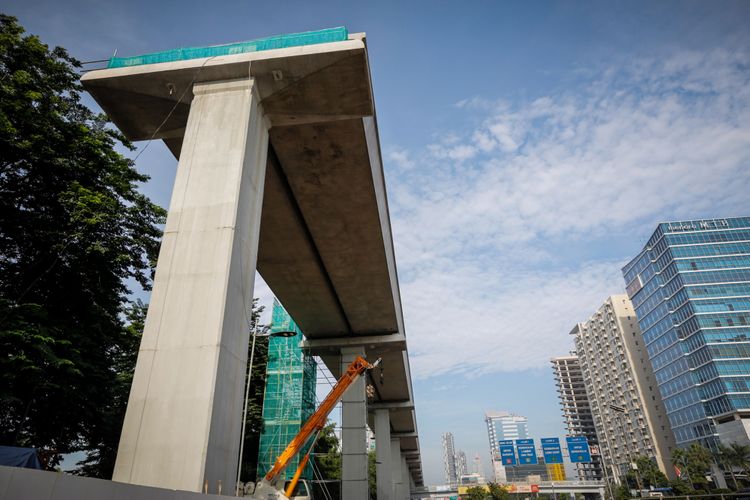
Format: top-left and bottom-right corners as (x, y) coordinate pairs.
(263, 355), (379, 487)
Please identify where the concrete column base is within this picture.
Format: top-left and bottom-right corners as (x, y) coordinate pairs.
(341, 346), (368, 499)
(374, 409), (392, 500)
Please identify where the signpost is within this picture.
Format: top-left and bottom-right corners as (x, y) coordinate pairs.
(566, 436), (592, 463)
(515, 439), (538, 465)
(541, 437), (563, 464)
(499, 439), (517, 466)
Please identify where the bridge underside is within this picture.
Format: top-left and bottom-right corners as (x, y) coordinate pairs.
(82, 32), (422, 492)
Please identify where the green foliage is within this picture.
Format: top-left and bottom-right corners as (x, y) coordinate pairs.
(464, 486), (489, 500)
(238, 299), (269, 482)
(613, 483), (631, 500)
(486, 482), (510, 499)
(368, 449), (376, 497)
(716, 442), (750, 490)
(668, 478), (692, 496)
(0, 14), (165, 474)
(312, 421), (341, 481)
(630, 456), (668, 488)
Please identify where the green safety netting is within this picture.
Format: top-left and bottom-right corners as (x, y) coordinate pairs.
(107, 27), (348, 69)
(257, 300), (317, 481)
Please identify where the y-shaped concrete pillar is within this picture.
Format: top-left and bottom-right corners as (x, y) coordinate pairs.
(340, 346), (368, 499)
(373, 409), (392, 500)
(113, 77), (269, 493)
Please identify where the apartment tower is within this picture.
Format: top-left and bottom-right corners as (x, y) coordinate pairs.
(571, 296), (676, 480)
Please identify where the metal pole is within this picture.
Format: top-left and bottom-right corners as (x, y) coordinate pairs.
(236, 323), (259, 496)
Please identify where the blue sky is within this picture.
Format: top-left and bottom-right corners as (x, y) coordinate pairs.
(7, 0), (750, 485)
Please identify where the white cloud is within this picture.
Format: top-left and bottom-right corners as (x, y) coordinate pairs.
(386, 149), (415, 170)
(390, 48), (750, 378)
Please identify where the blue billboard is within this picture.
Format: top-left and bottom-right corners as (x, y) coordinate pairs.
(566, 436), (592, 463)
(541, 437), (563, 464)
(498, 439), (516, 466)
(515, 439), (538, 465)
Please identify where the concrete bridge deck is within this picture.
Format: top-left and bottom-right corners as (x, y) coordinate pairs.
(82, 29), (421, 497)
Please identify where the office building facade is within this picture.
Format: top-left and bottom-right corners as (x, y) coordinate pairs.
(623, 217), (750, 448)
(551, 355), (603, 480)
(571, 296), (676, 479)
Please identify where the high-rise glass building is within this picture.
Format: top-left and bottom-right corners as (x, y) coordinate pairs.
(623, 217), (750, 448)
(485, 411), (548, 482)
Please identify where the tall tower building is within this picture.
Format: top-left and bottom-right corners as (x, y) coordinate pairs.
(441, 432), (458, 487)
(571, 296), (676, 480)
(485, 411), (530, 483)
(623, 217), (750, 448)
(551, 355), (603, 480)
(456, 450), (468, 478)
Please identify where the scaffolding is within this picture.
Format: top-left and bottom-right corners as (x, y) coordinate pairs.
(256, 300), (317, 481)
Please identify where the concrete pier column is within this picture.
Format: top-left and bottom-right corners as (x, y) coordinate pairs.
(341, 346), (368, 499)
(113, 77), (269, 493)
(374, 409), (392, 500)
(400, 455), (409, 500)
(391, 438), (403, 500)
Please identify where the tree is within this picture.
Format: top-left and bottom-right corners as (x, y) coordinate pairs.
(312, 421), (341, 481)
(0, 14), (165, 472)
(487, 482), (511, 500)
(368, 449), (376, 498)
(717, 443), (750, 490)
(74, 301), (146, 477)
(464, 486), (489, 500)
(630, 456), (668, 488)
(238, 299), (270, 483)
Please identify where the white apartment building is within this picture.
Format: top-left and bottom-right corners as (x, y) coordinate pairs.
(571, 295), (676, 481)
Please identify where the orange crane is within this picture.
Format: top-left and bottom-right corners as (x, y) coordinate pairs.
(253, 355), (380, 499)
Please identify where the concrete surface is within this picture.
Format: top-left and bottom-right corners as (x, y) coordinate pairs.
(81, 32), (423, 492)
(112, 78), (269, 492)
(0, 466), (230, 500)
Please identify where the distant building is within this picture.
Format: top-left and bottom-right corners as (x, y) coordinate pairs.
(456, 450), (468, 478)
(623, 217), (750, 448)
(571, 295), (676, 480)
(485, 411), (528, 482)
(441, 432), (458, 487)
(551, 355), (603, 480)
(484, 411), (549, 482)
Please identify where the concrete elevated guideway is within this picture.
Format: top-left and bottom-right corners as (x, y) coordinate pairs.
(81, 28), (422, 498)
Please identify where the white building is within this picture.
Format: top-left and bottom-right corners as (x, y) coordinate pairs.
(571, 295), (676, 481)
(441, 432), (458, 487)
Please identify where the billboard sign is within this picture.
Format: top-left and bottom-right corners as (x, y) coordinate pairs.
(541, 437), (563, 464)
(515, 439), (538, 465)
(498, 439), (517, 466)
(566, 436), (592, 463)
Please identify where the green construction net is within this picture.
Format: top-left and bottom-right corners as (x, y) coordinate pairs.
(257, 299), (317, 481)
(107, 27), (348, 68)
